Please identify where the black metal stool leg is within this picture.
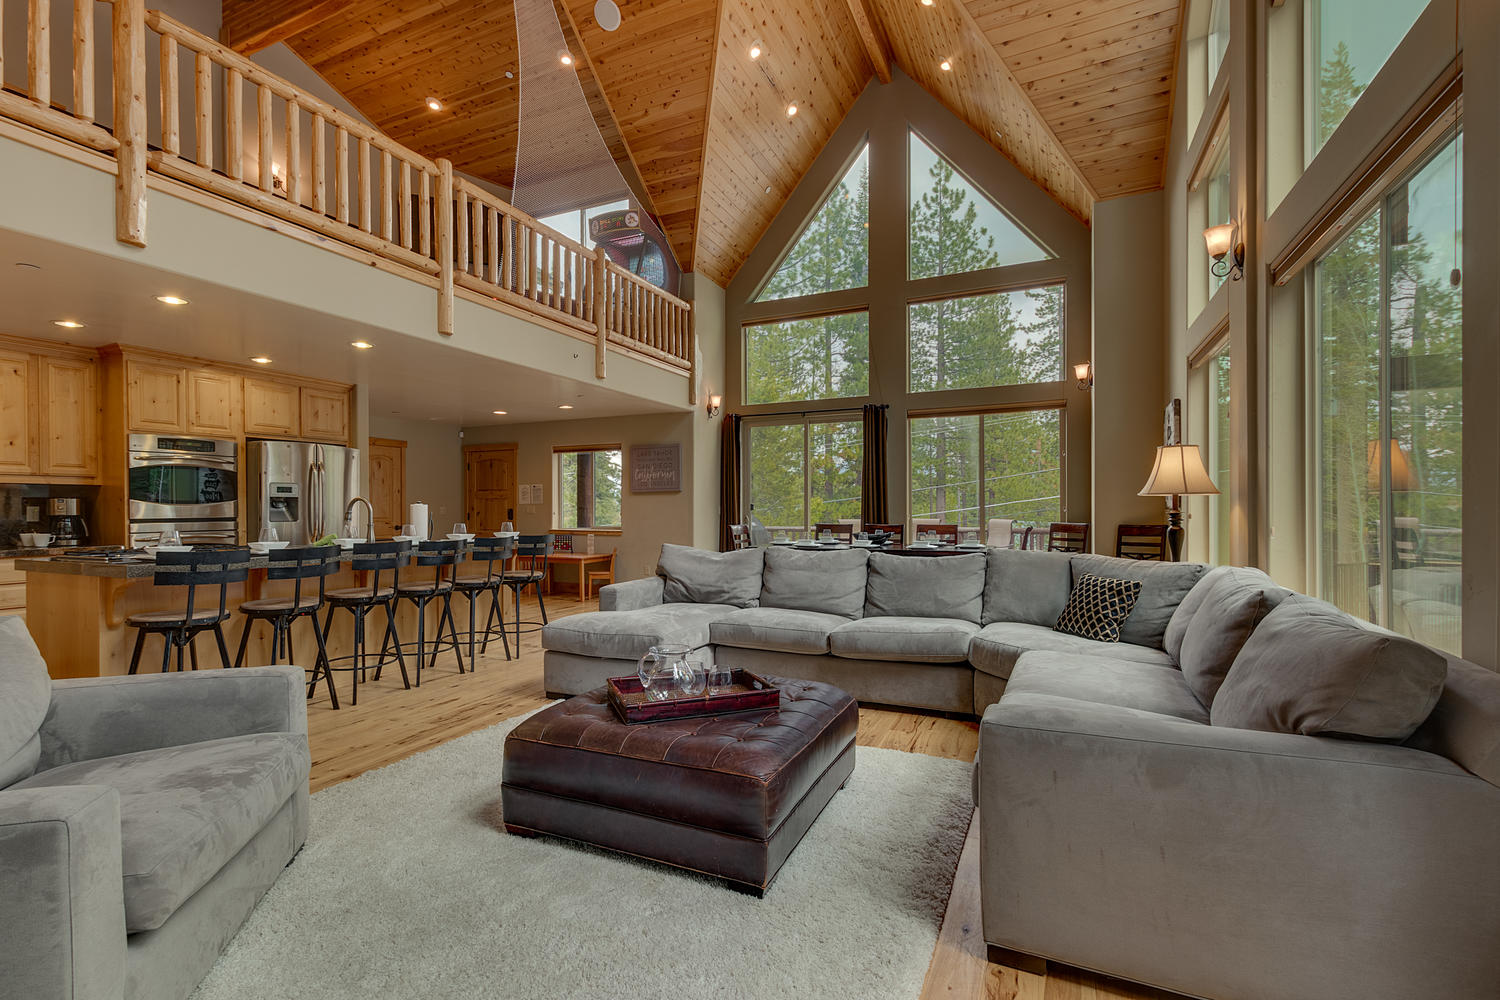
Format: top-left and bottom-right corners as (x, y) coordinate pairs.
(160, 632), (173, 673)
(467, 593), (478, 663)
(214, 623), (231, 669)
(492, 587), (512, 660)
(234, 617), (254, 668)
(380, 604), (410, 688)
(414, 598), (426, 687)
(129, 629), (146, 675)
(188, 637), (199, 671)
(536, 582), (549, 624)
(308, 613), (337, 710)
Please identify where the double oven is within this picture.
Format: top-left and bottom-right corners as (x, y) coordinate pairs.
(127, 434), (239, 546)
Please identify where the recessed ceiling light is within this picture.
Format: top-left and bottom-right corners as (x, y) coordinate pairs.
(939, 59), (952, 71)
(921, 0), (934, 6)
(250, 356), (273, 364)
(505, 70), (514, 79)
(558, 404), (574, 410)
(156, 295), (189, 306)
(558, 50), (573, 66)
(594, 0), (622, 31)
(350, 340), (374, 349)
(492, 409), (507, 415)
(786, 103), (798, 117)
(749, 40), (764, 59)
(53, 320), (84, 329)
(764, 185), (772, 194)
(426, 97), (442, 111)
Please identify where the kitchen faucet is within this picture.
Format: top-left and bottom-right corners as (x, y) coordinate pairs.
(344, 496), (376, 543)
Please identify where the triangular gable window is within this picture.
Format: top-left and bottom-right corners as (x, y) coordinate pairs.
(908, 130), (1051, 280)
(756, 144), (870, 302)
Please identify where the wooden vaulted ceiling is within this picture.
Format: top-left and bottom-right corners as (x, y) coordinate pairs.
(221, 0), (1185, 286)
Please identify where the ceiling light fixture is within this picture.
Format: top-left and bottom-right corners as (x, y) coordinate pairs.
(492, 409), (508, 415)
(939, 59), (952, 71)
(156, 295), (189, 306)
(53, 320), (84, 329)
(921, 0), (935, 6)
(558, 50), (574, 66)
(594, 0), (621, 31)
(250, 356), (273, 365)
(426, 97), (442, 111)
(786, 103), (798, 118)
(749, 40), (764, 59)
(350, 340), (374, 349)
(558, 404), (574, 410)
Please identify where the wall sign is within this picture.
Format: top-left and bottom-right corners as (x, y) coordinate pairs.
(629, 443), (681, 493)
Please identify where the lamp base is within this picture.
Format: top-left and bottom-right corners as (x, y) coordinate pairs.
(1165, 506), (1185, 562)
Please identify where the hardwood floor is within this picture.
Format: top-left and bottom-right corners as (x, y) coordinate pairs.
(303, 591), (1175, 1000)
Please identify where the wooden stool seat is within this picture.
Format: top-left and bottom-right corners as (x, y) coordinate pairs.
(126, 608), (226, 626)
(239, 595), (322, 613)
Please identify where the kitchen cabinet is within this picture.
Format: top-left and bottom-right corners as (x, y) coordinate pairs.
(300, 387), (349, 443)
(40, 356), (99, 478)
(0, 559), (25, 623)
(126, 361), (186, 433)
(186, 369), (241, 437)
(243, 379), (301, 437)
(0, 350), (35, 476)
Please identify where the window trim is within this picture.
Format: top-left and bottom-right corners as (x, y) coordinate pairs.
(552, 443), (624, 532)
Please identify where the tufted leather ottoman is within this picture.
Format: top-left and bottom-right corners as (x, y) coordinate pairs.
(501, 678), (857, 895)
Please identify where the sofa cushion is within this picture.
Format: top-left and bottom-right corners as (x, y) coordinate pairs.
(1006, 651), (1210, 724)
(968, 621), (1174, 681)
(1212, 595), (1447, 741)
(829, 617), (979, 663)
(761, 546), (868, 618)
(657, 543), (763, 608)
(1070, 554), (1207, 650)
(1178, 567), (1292, 707)
(0, 616), (51, 789)
(981, 549), (1073, 626)
(1165, 565), (1291, 664)
(542, 604), (736, 660)
(864, 551), (985, 623)
(1054, 573), (1142, 643)
(709, 607), (852, 655)
(14, 732), (308, 931)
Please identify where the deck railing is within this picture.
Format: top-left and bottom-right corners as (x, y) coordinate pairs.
(0, 2), (695, 389)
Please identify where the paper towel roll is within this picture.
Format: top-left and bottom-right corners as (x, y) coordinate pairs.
(408, 502), (429, 541)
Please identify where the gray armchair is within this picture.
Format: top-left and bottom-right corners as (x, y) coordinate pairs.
(0, 618), (310, 1000)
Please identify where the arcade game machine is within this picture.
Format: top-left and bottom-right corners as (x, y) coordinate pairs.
(588, 209), (680, 295)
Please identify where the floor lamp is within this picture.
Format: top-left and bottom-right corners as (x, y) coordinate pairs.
(1138, 445), (1220, 561)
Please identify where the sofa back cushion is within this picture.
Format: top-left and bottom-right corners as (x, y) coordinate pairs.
(1212, 595), (1447, 741)
(0, 617), (51, 788)
(1177, 566), (1292, 707)
(981, 549), (1073, 626)
(761, 546), (868, 618)
(657, 544), (763, 608)
(1070, 555), (1206, 650)
(864, 551), (985, 623)
(1405, 653), (1500, 788)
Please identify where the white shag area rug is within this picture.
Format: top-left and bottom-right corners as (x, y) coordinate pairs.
(190, 712), (973, 1000)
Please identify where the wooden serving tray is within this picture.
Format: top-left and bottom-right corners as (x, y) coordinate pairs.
(606, 670), (780, 725)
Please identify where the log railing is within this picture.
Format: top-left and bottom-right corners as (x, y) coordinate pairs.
(0, 3), (695, 381)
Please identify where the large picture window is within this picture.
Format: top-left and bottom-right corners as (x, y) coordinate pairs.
(745, 312), (870, 404)
(909, 409), (1062, 529)
(745, 418), (863, 533)
(555, 446), (622, 530)
(908, 286), (1064, 393)
(757, 144), (869, 302)
(1314, 130), (1461, 653)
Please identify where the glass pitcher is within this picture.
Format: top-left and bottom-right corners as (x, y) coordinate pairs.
(637, 643), (703, 700)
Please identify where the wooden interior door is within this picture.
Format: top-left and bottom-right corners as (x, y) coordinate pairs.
(464, 444), (517, 535)
(368, 438), (406, 538)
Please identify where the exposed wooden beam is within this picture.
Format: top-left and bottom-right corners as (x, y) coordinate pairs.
(220, 0), (354, 56)
(843, 0), (893, 85)
(690, 0), (728, 274)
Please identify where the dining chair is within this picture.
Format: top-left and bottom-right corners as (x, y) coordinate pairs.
(865, 523), (904, 545)
(126, 548), (251, 674)
(814, 522), (855, 543)
(1048, 522), (1090, 553)
(234, 545), (339, 704)
(585, 549), (617, 599)
(321, 541), (409, 706)
(452, 535), (515, 664)
(392, 540), (465, 685)
(1116, 523), (1169, 560)
(986, 518), (1014, 548)
(728, 524), (753, 550)
(501, 534), (554, 653)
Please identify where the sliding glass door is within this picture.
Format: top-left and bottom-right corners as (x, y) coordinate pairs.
(1314, 130), (1462, 653)
(908, 408), (1063, 530)
(745, 417), (862, 534)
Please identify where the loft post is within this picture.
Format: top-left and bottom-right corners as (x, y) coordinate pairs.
(113, 0), (147, 247)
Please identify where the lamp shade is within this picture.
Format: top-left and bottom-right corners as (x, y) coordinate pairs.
(1139, 444), (1220, 497)
(1367, 438), (1419, 492)
(1203, 223), (1235, 260)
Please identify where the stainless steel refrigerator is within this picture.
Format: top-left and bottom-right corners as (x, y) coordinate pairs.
(246, 440), (363, 545)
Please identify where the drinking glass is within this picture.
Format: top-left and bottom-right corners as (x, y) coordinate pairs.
(400, 523), (416, 543)
(501, 520), (514, 534)
(774, 530), (788, 544)
(342, 515), (356, 539)
(703, 652), (733, 695)
(819, 529), (833, 543)
(257, 523), (278, 543)
(158, 528), (181, 547)
(453, 522), (468, 535)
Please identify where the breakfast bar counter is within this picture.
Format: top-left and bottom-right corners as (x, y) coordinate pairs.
(19, 552), (461, 679)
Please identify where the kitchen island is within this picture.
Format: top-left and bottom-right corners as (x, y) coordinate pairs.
(19, 551), (480, 680)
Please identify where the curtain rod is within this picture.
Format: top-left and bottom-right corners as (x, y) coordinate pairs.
(735, 403), (889, 420)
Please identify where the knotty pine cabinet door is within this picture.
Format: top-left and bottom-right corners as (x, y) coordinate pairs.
(125, 361), (186, 433)
(299, 387), (349, 443)
(243, 379), (300, 438)
(0, 350), (35, 476)
(186, 369), (241, 437)
(39, 356), (99, 478)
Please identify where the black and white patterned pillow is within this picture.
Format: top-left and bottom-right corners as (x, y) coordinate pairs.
(1054, 573), (1143, 643)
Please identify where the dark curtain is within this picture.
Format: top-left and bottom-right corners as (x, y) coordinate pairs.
(860, 404), (888, 525)
(718, 414), (742, 551)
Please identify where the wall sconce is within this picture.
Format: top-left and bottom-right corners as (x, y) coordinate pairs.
(706, 393), (722, 419)
(1073, 362), (1093, 391)
(270, 162), (285, 192)
(1203, 222), (1244, 281)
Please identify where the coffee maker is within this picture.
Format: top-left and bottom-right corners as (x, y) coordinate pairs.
(47, 498), (89, 547)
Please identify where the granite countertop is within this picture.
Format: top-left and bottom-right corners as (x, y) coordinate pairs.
(0, 547), (76, 559)
(18, 550), (367, 579)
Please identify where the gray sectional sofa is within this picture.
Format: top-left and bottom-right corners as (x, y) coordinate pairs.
(0, 618), (310, 1000)
(545, 543), (1500, 1000)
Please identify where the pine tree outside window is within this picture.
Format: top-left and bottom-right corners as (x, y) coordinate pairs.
(745, 312), (870, 404)
(909, 409), (1063, 529)
(745, 418), (862, 534)
(908, 286), (1063, 393)
(555, 446), (622, 530)
(756, 145), (870, 302)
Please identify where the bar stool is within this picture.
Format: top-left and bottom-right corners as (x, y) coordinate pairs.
(500, 534), (553, 654)
(126, 548), (251, 674)
(234, 545), (339, 706)
(452, 535), (515, 664)
(319, 541), (409, 707)
(389, 540), (464, 685)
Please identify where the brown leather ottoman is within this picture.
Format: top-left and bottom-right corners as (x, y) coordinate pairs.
(501, 678), (857, 896)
